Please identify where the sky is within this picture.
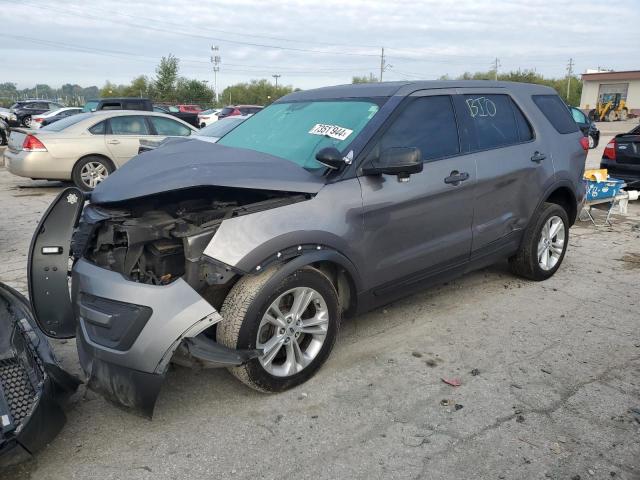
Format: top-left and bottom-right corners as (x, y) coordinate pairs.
(1, 0), (639, 91)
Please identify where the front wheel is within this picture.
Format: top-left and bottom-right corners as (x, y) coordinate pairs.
(509, 202), (569, 281)
(218, 266), (340, 392)
(21, 115), (32, 127)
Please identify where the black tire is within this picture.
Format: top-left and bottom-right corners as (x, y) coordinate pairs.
(509, 202), (569, 281)
(21, 115), (32, 127)
(218, 265), (340, 392)
(590, 134), (599, 149)
(71, 156), (115, 192)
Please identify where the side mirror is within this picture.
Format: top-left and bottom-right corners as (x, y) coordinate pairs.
(315, 147), (345, 170)
(362, 147), (423, 181)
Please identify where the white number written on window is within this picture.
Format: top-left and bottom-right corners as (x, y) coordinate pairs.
(466, 97), (497, 118)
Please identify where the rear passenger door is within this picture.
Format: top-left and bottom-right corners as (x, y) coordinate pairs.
(104, 115), (156, 165)
(359, 92), (477, 291)
(455, 91), (552, 253)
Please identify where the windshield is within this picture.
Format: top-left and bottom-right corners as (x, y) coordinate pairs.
(218, 99), (381, 169)
(82, 101), (99, 112)
(196, 116), (246, 138)
(41, 112), (93, 131)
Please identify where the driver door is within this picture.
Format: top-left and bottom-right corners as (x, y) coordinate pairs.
(358, 92), (476, 294)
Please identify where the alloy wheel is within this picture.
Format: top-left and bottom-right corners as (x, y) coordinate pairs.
(537, 215), (565, 271)
(256, 287), (329, 377)
(80, 161), (109, 189)
(588, 135), (595, 149)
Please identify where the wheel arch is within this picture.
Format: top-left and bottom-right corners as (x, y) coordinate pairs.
(74, 153), (117, 173)
(542, 183), (578, 226)
(240, 248), (362, 318)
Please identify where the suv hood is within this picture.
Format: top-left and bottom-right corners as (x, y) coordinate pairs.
(91, 141), (326, 204)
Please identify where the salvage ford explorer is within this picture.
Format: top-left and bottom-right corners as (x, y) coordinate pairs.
(27, 81), (587, 417)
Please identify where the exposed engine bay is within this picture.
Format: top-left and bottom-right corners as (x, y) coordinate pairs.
(72, 187), (309, 293)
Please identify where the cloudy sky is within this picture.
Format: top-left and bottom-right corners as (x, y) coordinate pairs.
(1, 0), (639, 90)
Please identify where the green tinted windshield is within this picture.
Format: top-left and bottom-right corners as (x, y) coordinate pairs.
(217, 100), (381, 169)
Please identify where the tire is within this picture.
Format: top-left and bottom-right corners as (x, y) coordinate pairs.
(588, 134), (595, 149)
(620, 108), (628, 121)
(21, 115), (32, 127)
(71, 156), (114, 191)
(509, 202), (569, 281)
(607, 110), (617, 122)
(218, 265), (340, 392)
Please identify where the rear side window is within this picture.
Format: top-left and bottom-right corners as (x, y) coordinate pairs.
(89, 121), (106, 135)
(374, 95), (459, 162)
(461, 94), (522, 150)
(123, 101), (145, 110)
(101, 102), (123, 110)
(532, 95), (579, 134)
(513, 101), (534, 142)
(220, 107), (235, 116)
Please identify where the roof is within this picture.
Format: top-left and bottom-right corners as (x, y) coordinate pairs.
(581, 70), (640, 82)
(279, 80), (556, 102)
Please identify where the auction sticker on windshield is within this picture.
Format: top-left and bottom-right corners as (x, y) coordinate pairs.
(308, 124), (353, 141)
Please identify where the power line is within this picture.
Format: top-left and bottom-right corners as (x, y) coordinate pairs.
(491, 57), (501, 80)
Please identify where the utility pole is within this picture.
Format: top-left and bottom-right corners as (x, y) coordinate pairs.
(492, 58), (500, 81)
(379, 47), (391, 82)
(272, 74), (281, 89)
(566, 58), (574, 101)
(210, 45), (221, 104)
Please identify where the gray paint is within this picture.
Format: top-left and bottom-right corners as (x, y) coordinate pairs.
(90, 141), (325, 204)
(72, 259), (219, 374)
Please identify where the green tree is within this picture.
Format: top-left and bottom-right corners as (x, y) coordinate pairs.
(122, 75), (152, 98)
(154, 54), (179, 101)
(100, 81), (124, 97)
(219, 79), (294, 106)
(175, 78), (212, 103)
(352, 74), (378, 83)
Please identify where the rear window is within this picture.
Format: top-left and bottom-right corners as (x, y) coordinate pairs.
(41, 112), (93, 131)
(532, 95), (579, 134)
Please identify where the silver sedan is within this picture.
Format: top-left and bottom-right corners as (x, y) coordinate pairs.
(4, 110), (196, 190)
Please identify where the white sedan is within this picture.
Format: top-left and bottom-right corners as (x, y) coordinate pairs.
(197, 108), (221, 128)
(31, 107), (83, 128)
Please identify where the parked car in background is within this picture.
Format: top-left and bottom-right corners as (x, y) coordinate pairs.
(176, 104), (202, 113)
(10, 100), (64, 127)
(570, 106), (600, 149)
(5, 110), (196, 191)
(217, 104), (263, 119)
(25, 81), (586, 415)
(139, 114), (250, 153)
(0, 107), (11, 122)
(0, 117), (9, 145)
(32, 107), (83, 129)
(153, 105), (199, 128)
(600, 124), (640, 187)
(82, 97), (153, 112)
(197, 108), (221, 127)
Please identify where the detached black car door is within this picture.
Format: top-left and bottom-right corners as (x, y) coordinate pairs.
(358, 92), (476, 294)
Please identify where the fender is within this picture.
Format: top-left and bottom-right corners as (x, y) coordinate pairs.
(535, 178), (581, 224)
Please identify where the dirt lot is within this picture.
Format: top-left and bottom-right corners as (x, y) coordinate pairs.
(1, 122), (639, 480)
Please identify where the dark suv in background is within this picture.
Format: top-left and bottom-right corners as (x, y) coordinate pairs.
(82, 97), (153, 112)
(10, 100), (64, 127)
(28, 81), (586, 416)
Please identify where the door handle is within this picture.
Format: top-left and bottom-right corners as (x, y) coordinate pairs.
(531, 151), (546, 163)
(444, 171), (470, 186)
(107, 139), (120, 145)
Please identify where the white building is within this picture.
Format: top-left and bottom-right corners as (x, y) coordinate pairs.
(580, 70), (640, 116)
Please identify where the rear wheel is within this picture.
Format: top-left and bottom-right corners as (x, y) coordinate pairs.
(607, 110), (618, 122)
(71, 156), (114, 191)
(620, 108), (628, 121)
(588, 134), (595, 149)
(218, 266), (340, 392)
(509, 202), (569, 281)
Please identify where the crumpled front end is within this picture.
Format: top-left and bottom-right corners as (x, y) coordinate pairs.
(0, 283), (80, 466)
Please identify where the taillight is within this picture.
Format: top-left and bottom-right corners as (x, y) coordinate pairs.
(603, 139), (616, 161)
(22, 134), (47, 152)
(579, 136), (589, 152)
(34, 117), (43, 123)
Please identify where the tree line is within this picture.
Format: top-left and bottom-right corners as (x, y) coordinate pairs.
(0, 54), (296, 109)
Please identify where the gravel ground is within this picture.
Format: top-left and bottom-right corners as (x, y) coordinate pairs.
(1, 121), (639, 480)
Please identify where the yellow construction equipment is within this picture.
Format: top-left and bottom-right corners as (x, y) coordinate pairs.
(589, 93), (629, 122)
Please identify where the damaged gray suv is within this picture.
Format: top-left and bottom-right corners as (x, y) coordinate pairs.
(28, 81), (586, 416)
